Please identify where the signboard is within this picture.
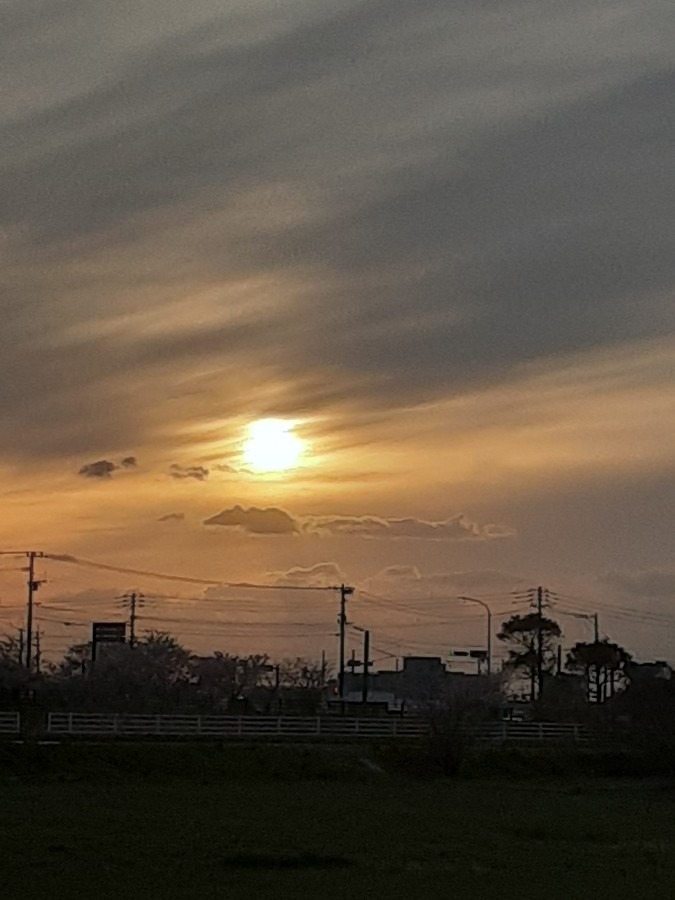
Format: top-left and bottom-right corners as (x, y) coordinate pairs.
(448, 649), (489, 673)
(448, 649), (487, 659)
(91, 622), (126, 663)
(92, 622), (126, 644)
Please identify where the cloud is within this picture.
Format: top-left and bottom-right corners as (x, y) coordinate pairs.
(600, 570), (675, 600)
(203, 506), (298, 535)
(203, 506), (512, 541)
(212, 463), (257, 476)
(169, 464), (209, 481)
(303, 514), (514, 541)
(268, 562), (347, 589)
(360, 565), (529, 599)
(78, 459), (118, 479)
(78, 455), (139, 478)
(158, 512), (185, 522)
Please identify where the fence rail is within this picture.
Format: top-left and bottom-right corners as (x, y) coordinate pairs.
(0, 711), (21, 733)
(45, 713), (589, 742)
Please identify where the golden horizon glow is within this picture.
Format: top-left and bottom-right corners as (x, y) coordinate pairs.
(242, 419), (305, 473)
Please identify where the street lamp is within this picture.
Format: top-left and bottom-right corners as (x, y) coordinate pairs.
(458, 596), (492, 676)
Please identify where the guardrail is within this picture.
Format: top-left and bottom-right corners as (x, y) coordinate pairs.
(0, 711), (21, 734)
(46, 714), (589, 742)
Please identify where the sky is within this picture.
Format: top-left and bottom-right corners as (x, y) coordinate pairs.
(1, 0), (674, 666)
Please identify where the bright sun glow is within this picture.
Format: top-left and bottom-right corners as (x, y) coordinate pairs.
(242, 419), (305, 472)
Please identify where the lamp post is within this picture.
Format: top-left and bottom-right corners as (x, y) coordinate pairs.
(458, 596), (492, 676)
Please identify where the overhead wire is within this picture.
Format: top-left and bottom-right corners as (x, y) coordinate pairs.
(44, 554), (340, 591)
(555, 599), (675, 628)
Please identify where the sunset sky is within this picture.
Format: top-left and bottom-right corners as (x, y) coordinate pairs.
(1, 1), (674, 666)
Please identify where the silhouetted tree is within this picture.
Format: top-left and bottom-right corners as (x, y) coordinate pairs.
(190, 652), (271, 712)
(0, 632), (28, 705)
(57, 641), (92, 677)
(50, 631), (193, 712)
(0, 632), (22, 670)
(278, 657), (331, 689)
(566, 639), (631, 702)
(498, 612), (561, 700)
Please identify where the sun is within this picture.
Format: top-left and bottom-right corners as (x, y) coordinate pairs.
(242, 419), (305, 472)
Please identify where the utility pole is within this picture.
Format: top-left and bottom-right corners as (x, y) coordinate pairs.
(536, 585), (545, 700)
(362, 629), (371, 704)
(17, 628), (24, 667)
(34, 630), (42, 675)
(337, 584), (353, 707)
(24, 551), (45, 672)
(119, 592), (144, 648)
(593, 613), (600, 643)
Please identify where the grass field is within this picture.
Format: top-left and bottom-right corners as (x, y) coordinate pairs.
(2, 744), (675, 899)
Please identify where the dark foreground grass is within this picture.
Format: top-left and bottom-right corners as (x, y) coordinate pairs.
(2, 744), (675, 899)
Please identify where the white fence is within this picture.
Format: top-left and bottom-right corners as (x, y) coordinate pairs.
(472, 722), (588, 743)
(46, 713), (589, 742)
(0, 711), (21, 733)
(46, 714), (428, 738)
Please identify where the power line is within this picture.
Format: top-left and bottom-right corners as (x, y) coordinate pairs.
(556, 599), (675, 628)
(554, 591), (675, 620)
(45, 554), (341, 592)
(359, 590), (476, 622)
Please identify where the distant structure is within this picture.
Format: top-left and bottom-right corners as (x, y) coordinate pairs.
(335, 656), (487, 714)
(627, 660), (672, 682)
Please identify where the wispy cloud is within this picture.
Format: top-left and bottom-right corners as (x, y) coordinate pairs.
(268, 562), (347, 588)
(203, 506), (513, 541)
(1, 1), (673, 467)
(169, 464), (209, 481)
(158, 512), (186, 523)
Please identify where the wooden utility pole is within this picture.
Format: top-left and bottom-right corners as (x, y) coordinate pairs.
(24, 551), (45, 672)
(536, 586), (545, 699)
(337, 584), (353, 707)
(34, 629), (42, 675)
(119, 592), (144, 648)
(361, 629), (371, 704)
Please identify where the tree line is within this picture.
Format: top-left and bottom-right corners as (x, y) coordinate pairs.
(0, 630), (331, 715)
